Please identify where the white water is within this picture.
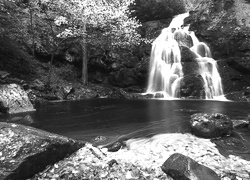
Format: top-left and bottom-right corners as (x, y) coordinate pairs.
(146, 13), (225, 100)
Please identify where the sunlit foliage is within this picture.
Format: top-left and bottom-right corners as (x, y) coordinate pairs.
(0, 0), (143, 85)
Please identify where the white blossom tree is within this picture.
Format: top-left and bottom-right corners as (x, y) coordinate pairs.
(45, 0), (142, 85)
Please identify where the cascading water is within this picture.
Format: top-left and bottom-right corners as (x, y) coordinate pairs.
(146, 13), (225, 100)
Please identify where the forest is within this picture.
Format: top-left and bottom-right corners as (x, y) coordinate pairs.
(1, 0), (250, 180)
(0, 0), (185, 94)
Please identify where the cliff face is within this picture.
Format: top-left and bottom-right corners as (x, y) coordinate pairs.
(185, 0), (250, 100)
(186, 0), (250, 59)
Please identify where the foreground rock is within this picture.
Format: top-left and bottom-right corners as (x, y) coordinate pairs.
(162, 153), (220, 180)
(190, 113), (233, 138)
(0, 122), (84, 180)
(0, 84), (35, 114)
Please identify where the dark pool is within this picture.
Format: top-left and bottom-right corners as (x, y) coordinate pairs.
(1, 99), (250, 159)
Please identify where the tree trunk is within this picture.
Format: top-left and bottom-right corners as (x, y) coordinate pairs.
(29, 8), (35, 56)
(81, 23), (88, 85)
(47, 51), (55, 88)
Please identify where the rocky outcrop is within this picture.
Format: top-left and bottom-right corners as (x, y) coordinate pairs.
(179, 75), (205, 99)
(190, 113), (233, 138)
(0, 122), (85, 180)
(0, 84), (35, 114)
(185, 0), (250, 100)
(162, 153), (220, 180)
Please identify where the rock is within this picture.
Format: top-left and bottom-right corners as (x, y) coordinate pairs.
(154, 92), (165, 98)
(6, 77), (24, 85)
(0, 101), (8, 113)
(92, 136), (108, 145)
(211, 131), (250, 161)
(185, 0), (250, 98)
(0, 70), (10, 79)
(18, 114), (35, 126)
(108, 159), (118, 167)
(0, 84), (35, 114)
(0, 122), (85, 180)
(180, 75), (205, 99)
(105, 141), (123, 152)
(30, 79), (45, 91)
(174, 29), (193, 48)
(162, 153), (220, 180)
(232, 119), (249, 129)
(109, 68), (138, 88)
(190, 113), (233, 138)
(22, 83), (29, 90)
(55, 85), (75, 100)
(9, 115), (35, 126)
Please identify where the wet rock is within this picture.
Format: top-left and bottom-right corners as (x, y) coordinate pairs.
(0, 84), (35, 114)
(185, 0), (250, 98)
(211, 131), (250, 161)
(0, 122), (84, 180)
(0, 101), (9, 113)
(180, 46), (199, 63)
(55, 85), (75, 100)
(180, 75), (205, 99)
(174, 30), (193, 48)
(108, 159), (118, 167)
(105, 141), (123, 152)
(232, 119), (249, 129)
(0, 70), (10, 79)
(154, 92), (164, 98)
(190, 113), (233, 138)
(9, 115), (35, 126)
(162, 153), (220, 180)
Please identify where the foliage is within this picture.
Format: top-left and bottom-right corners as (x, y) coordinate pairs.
(0, 0), (143, 55)
(129, 0), (186, 22)
(0, 0), (144, 85)
(0, 37), (35, 78)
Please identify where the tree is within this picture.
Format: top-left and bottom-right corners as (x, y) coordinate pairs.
(37, 0), (142, 86)
(1, 0), (143, 86)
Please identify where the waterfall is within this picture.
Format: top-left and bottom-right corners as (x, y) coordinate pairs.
(146, 13), (225, 100)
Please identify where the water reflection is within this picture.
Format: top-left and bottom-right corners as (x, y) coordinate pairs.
(0, 99), (250, 159)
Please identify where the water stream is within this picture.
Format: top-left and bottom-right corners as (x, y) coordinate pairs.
(146, 13), (225, 100)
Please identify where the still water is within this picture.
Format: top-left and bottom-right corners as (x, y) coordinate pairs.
(1, 99), (250, 159)
(13, 99), (250, 141)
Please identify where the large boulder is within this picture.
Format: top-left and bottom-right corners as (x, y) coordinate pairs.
(0, 84), (35, 114)
(180, 46), (200, 75)
(162, 153), (220, 180)
(179, 75), (205, 99)
(190, 113), (233, 138)
(0, 122), (85, 180)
